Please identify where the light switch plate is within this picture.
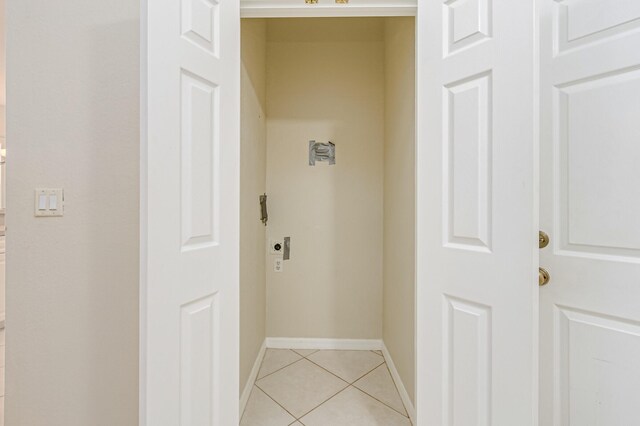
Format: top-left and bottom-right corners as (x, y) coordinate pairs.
(34, 188), (64, 217)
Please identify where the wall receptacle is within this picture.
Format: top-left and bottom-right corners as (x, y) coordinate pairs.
(274, 258), (283, 272)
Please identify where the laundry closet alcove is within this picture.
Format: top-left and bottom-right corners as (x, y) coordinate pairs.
(239, 15), (417, 423)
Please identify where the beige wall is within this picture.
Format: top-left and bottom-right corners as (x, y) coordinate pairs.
(383, 17), (416, 404)
(265, 18), (385, 339)
(240, 19), (267, 391)
(0, 0), (5, 105)
(6, 1), (139, 424)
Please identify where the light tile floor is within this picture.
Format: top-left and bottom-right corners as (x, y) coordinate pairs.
(241, 348), (412, 426)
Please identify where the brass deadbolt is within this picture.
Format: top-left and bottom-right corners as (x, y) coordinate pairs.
(539, 231), (549, 249)
(539, 267), (550, 286)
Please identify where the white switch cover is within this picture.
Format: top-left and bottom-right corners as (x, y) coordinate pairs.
(34, 188), (64, 217)
(274, 258), (283, 272)
(38, 194), (47, 210)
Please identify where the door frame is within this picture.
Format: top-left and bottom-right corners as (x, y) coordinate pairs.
(237, 2), (419, 424)
(240, 0), (417, 18)
(140, 0), (541, 424)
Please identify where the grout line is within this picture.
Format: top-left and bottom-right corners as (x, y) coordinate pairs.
(255, 352), (305, 383)
(349, 359), (385, 384)
(292, 357), (351, 418)
(248, 349), (301, 422)
(256, 356), (349, 422)
(302, 350), (383, 385)
(354, 387), (410, 419)
(292, 349), (319, 358)
(254, 383), (300, 421)
(294, 384), (351, 421)
(297, 383), (410, 423)
(302, 357), (354, 384)
(352, 366), (410, 418)
(293, 352), (391, 419)
(384, 359), (409, 417)
(381, 345), (416, 425)
(257, 348), (408, 424)
(381, 357), (413, 422)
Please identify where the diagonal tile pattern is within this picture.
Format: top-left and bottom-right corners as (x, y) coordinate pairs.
(240, 386), (295, 426)
(300, 386), (411, 426)
(354, 364), (407, 415)
(291, 348), (318, 357)
(241, 348), (412, 425)
(256, 358), (348, 418)
(257, 349), (302, 379)
(307, 350), (385, 383)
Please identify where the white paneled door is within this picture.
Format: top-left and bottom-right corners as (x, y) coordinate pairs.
(417, 0), (538, 425)
(142, 0), (240, 425)
(539, 1), (640, 425)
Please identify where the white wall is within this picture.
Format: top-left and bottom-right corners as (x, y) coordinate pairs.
(240, 18), (267, 391)
(265, 18), (385, 339)
(6, 1), (139, 424)
(383, 17), (416, 404)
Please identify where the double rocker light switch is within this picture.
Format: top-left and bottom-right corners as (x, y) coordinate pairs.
(35, 188), (64, 217)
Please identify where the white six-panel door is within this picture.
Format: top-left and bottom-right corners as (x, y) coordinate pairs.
(141, 0), (240, 424)
(417, 0), (538, 424)
(539, 1), (640, 425)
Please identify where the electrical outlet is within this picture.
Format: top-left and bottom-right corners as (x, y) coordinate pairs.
(274, 258), (283, 272)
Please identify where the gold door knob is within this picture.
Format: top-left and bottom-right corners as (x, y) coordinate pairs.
(539, 267), (550, 286)
(539, 231), (549, 249)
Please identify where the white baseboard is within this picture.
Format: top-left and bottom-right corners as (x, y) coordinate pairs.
(239, 340), (267, 417)
(382, 343), (416, 425)
(265, 337), (383, 351)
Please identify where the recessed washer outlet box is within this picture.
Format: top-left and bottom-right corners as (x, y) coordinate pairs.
(269, 239), (283, 255)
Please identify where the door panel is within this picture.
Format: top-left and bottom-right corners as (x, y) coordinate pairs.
(555, 68), (640, 260)
(417, 0), (538, 424)
(555, 0), (640, 54)
(142, 0), (240, 424)
(555, 307), (640, 425)
(540, 1), (640, 425)
(444, 71), (492, 252)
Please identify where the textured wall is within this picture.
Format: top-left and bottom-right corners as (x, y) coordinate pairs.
(382, 17), (416, 404)
(265, 18), (385, 339)
(6, 1), (139, 424)
(240, 18), (267, 392)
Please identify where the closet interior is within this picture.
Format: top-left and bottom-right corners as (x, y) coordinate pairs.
(239, 16), (417, 421)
